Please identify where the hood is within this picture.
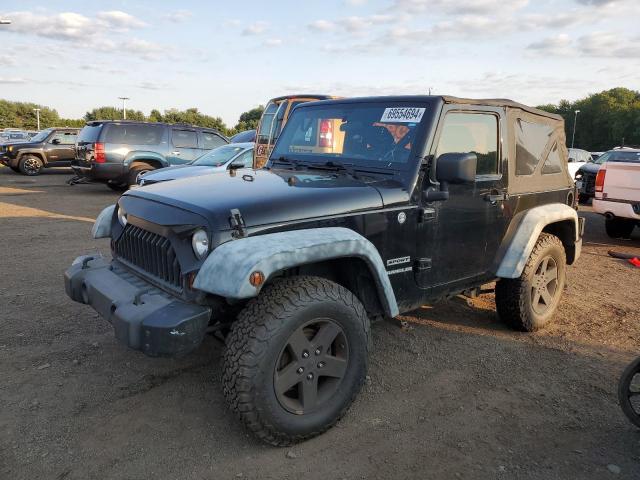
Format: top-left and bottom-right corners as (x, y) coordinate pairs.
(1, 141), (38, 149)
(125, 168), (387, 230)
(140, 165), (224, 184)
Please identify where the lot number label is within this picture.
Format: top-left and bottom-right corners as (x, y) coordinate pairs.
(380, 107), (425, 123)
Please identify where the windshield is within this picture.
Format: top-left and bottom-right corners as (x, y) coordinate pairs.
(29, 129), (52, 143)
(192, 145), (247, 166)
(595, 150), (640, 164)
(270, 103), (425, 169)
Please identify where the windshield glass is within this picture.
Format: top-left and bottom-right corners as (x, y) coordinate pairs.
(270, 103), (425, 169)
(596, 150), (640, 164)
(192, 145), (247, 166)
(29, 129), (52, 143)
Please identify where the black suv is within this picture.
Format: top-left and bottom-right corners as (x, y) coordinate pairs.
(65, 96), (583, 445)
(0, 128), (79, 175)
(72, 121), (228, 190)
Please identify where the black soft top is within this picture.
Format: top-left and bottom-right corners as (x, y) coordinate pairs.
(294, 95), (562, 121)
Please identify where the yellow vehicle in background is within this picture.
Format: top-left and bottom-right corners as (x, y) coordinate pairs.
(253, 94), (338, 168)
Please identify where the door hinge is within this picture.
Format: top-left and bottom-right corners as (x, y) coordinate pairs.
(229, 208), (247, 239)
(414, 258), (432, 271)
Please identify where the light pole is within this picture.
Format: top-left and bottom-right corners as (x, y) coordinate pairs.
(118, 97), (130, 120)
(0, 19), (11, 25)
(33, 108), (41, 130)
(571, 109), (580, 149)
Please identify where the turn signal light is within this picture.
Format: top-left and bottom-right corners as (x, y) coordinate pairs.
(249, 271), (265, 287)
(595, 167), (606, 193)
(94, 142), (106, 163)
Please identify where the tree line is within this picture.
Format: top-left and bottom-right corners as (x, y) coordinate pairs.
(2, 87), (639, 149)
(0, 100), (264, 137)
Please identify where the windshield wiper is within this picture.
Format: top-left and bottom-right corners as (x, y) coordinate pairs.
(308, 160), (361, 180)
(271, 156), (305, 170)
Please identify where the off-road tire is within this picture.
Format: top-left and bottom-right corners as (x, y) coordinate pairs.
(127, 162), (155, 187)
(18, 155), (44, 176)
(605, 217), (635, 239)
(618, 356), (640, 428)
(495, 233), (566, 332)
(222, 276), (370, 446)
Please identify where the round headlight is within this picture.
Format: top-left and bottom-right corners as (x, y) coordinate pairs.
(117, 205), (127, 226)
(192, 229), (209, 259)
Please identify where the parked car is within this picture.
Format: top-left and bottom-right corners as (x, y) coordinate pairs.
(0, 130), (31, 145)
(72, 121), (228, 190)
(253, 94), (339, 168)
(229, 129), (256, 143)
(575, 149), (639, 203)
(137, 143), (254, 186)
(0, 127), (80, 175)
(567, 148), (592, 178)
(592, 148), (640, 238)
(66, 95), (583, 445)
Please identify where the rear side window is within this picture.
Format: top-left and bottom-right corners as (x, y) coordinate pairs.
(542, 144), (563, 174)
(172, 129), (198, 148)
(103, 124), (164, 145)
(200, 131), (227, 149)
(50, 132), (77, 145)
(435, 112), (499, 176)
(78, 125), (102, 143)
(515, 120), (554, 176)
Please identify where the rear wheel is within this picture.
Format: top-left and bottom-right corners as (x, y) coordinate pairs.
(495, 233), (566, 332)
(618, 356), (640, 428)
(127, 162), (155, 187)
(106, 181), (127, 192)
(18, 155), (43, 176)
(605, 217), (635, 239)
(222, 276), (370, 446)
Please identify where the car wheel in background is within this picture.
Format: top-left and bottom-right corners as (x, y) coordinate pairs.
(578, 193), (591, 204)
(127, 162), (155, 187)
(106, 181), (127, 192)
(19, 155), (44, 176)
(605, 218), (635, 239)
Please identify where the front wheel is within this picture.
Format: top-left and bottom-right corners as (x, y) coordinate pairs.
(222, 276), (370, 446)
(495, 233), (566, 332)
(618, 357), (640, 428)
(19, 155), (43, 176)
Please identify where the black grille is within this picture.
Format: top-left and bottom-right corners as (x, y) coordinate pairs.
(114, 224), (182, 289)
(582, 171), (596, 194)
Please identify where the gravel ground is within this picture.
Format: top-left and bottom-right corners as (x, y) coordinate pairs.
(1, 167), (639, 480)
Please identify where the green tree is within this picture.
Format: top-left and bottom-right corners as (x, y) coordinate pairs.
(84, 106), (145, 121)
(538, 88), (640, 151)
(232, 105), (264, 134)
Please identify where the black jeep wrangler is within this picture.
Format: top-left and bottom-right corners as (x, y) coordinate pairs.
(65, 96), (583, 445)
(0, 127), (79, 175)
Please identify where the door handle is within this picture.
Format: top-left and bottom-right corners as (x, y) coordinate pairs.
(171, 151), (181, 156)
(484, 190), (508, 203)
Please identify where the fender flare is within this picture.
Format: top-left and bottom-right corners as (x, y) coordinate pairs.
(124, 151), (168, 168)
(92, 204), (116, 239)
(17, 149), (46, 164)
(495, 203), (580, 278)
(193, 227), (400, 317)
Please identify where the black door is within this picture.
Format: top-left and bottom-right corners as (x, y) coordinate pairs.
(416, 108), (508, 292)
(44, 131), (77, 165)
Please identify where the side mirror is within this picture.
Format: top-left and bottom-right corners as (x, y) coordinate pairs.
(51, 138), (61, 145)
(424, 152), (477, 202)
(228, 160), (244, 170)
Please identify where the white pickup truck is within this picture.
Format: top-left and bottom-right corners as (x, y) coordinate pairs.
(592, 148), (640, 238)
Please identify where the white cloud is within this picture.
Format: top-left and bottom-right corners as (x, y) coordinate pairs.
(527, 31), (640, 58)
(345, 0), (368, 5)
(263, 38), (283, 47)
(527, 34), (573, 55)
(96, 11), (146, 29)
(242, 21), (268, 35)
(309, 19), (335, 32)
(0, 77), (27, 84)
(392, 0), (528, 15)
(163, 10), (193, 23)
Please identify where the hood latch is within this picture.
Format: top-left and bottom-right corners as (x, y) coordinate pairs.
(229, 208), (247, 239)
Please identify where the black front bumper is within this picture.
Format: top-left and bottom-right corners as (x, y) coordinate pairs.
(65, 255), (211, 357)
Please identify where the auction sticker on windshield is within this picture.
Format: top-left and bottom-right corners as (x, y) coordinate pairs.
(380, 107), (425, 123)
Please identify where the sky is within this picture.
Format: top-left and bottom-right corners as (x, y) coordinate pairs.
(0, 0), (639, 127)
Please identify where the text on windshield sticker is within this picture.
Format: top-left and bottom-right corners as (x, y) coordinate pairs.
(380, 107), (425, 123)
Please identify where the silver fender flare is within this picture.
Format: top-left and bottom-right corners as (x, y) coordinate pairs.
(495, 203), (579, 278)
(92, 204), (115, 239)
(193, 227), (400, 317)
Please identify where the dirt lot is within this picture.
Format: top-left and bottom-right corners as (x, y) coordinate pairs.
(1, 167), (639, 480)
